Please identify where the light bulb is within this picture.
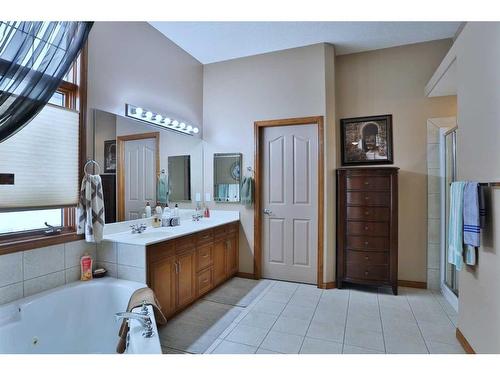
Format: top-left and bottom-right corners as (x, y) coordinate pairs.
(145, 111), (153, 119)
(156, 114), (162, 122)
(193, 127), (199, 134)
(179, 122), (186, 129)
(164, 117), (171, 125)
(186, 125), (193, 132)
(135, 107), (143, 116)
(172, 120), (179, 127)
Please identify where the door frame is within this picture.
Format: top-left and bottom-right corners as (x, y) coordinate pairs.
(254, 116), (325, 288)
(117, 132), (160, 221)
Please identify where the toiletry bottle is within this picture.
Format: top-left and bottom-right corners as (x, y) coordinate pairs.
(174, 203), (179, 217)
(204, 204), (210, 218)
(80, 254), (93, 281)
(145, 201), (151, 218)
(155, 203), (162, 216)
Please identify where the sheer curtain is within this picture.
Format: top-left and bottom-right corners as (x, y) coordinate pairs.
(0, 21), (93, 143)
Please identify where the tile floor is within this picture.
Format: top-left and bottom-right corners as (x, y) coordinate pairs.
(162, 278), (465, 354)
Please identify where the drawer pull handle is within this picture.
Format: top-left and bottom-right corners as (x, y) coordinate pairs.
(364, 181), (369, 185)
(364, 241), (369, 245)
(364, 226), (369, 230)
(202, 278), (208, 283)
(202, 254), (209, 258)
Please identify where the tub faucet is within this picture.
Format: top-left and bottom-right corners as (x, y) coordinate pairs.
(115, 311), (154, 338)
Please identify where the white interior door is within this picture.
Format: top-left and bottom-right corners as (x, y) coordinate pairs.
(124, 138), (157, 220)
(262, 124), (318, 284)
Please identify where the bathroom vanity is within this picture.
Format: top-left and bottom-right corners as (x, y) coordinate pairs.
(147, 221), (238, 318)
(99, 210), (240, 318)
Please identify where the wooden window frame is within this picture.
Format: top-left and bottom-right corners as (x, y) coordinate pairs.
(0, 44), (88, 256)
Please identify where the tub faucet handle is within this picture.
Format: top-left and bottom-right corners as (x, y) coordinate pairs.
(141, 301), (149, 315)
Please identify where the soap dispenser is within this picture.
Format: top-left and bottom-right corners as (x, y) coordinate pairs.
(145, 201), (151, 218)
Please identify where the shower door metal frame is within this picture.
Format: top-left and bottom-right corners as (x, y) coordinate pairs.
(440, 126), (459, 312)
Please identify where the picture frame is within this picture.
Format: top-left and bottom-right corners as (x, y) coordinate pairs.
(103, 140), (117, 173)
(340, 114), (394, 166)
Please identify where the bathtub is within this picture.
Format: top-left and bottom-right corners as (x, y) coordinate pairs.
(0, 278), (161, 354)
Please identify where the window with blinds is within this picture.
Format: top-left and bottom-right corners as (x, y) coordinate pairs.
(0, 103), (79, 233)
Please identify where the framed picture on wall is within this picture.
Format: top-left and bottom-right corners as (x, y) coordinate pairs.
(103, 140), (117, 173)
(340, 114), (394, 166)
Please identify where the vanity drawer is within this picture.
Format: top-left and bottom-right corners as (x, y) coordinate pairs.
(147, 241), (175, 262)
(346, 236), (389, 251)
(196, 243), (213, 271)
(347, 221), (389, 237)
(347, 206), (390, 221)
(345, 264), (389, 282)
(197, 267), (213, 296)
(347, 176), (390, 191)
(175, 234), (196, 252)
(196, 229), (214, 245)
(214, 222), (238, 239)
(346, 250), (389, 266)
(347, 191), (391, 206)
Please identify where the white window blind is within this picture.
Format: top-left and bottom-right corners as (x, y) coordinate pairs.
(0, 104), (79, 209)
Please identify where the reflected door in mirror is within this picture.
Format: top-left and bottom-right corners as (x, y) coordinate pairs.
(123, 138), (157, 220)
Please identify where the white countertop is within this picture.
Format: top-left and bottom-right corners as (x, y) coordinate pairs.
(102, 210), (240, 246)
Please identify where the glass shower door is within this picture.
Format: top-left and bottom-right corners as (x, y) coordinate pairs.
(443, 129), (459, 296)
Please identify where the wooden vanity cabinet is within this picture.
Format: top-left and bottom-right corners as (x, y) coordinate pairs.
(149, 253), (177, 317)
(147, 222), (239, 318)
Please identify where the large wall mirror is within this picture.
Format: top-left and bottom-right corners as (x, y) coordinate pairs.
(92, 109), (203, 223)
(214, 153), (242, 203)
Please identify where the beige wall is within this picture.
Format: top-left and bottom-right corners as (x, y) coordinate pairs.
(336, 40), (457, 282)
(87, 21), (203, 160)
(203, 43), (336, 281)
(454, 22), (500, 353)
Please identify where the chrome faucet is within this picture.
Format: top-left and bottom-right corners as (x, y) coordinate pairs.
(130, 223), (147, 234)
(115, 308), (154, 338)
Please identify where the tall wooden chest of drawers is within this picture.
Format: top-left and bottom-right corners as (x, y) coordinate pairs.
(336, 167), (399, 295)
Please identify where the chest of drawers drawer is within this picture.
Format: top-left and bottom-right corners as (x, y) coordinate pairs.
(345, 264), (389, 282)
(346, 250), (389, 265)
(347, 192), (391, 206)
(346, 236), (390, 251)
(347, 206), (390, 221)
(346, 176), (390, 191)
(347, 221), (389, 237)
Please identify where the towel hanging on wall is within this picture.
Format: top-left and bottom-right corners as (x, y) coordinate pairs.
(77, 161), (105, 243)
(240, 176), (254, 207)
(157, 170), (169, 205)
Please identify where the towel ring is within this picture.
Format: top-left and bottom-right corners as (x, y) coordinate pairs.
(84, 159), (101, 176)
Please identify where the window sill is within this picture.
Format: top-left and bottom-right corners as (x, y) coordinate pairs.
(0, 230), (84, 256)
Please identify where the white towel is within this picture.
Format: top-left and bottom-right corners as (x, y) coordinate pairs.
(77, 174), (105, 243)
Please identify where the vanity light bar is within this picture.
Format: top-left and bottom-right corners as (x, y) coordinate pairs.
(125, 104), (200, 136)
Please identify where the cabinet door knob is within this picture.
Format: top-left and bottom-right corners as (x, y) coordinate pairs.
(364, 241), (369, 246)
(365, 271), (369, 276)
(365, 211), (369, 215)
(365, 256), (369, 260)
(364, 226), (369, 230)
(365, 196), (369, 200)
(364, 181), (369, 185)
